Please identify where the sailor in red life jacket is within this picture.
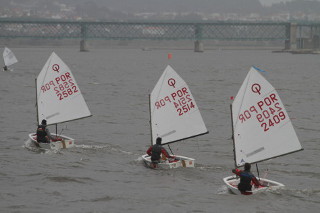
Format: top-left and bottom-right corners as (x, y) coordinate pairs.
(146, 137), (175, 164)
(232, 163), (261, 195)
(36, 119), (62, 143)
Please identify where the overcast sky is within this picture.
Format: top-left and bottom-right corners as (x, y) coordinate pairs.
(260, 0), (320, 6)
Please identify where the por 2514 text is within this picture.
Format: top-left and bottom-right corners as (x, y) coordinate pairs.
(154, 87), (196, 116)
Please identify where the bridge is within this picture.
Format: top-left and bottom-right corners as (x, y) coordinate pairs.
(1, 19), (319, 52)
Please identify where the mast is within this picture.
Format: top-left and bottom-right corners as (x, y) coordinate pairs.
(3, 48), (7, 66)
(2, 50), (5, 65)
(230, 103), (237, 168)
(149, 94), (153, 146)
(35, 78), (39, 125)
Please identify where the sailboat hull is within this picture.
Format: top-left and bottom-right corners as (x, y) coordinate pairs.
(29, 133), (75, 149)
(141, 154), (195, 169)
(2, 68), (13, 72)
(223, 175), (284, 195)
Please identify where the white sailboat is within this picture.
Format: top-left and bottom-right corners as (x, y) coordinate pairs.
(28, 52), (91, 149)
(142, 65), (208, 169)
(3, 47), (18, 71)
(223, 66), (303, 195)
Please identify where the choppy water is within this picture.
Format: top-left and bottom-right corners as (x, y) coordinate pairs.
(0, 46), (319, 213)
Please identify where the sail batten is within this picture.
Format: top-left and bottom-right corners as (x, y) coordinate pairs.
(161, 131), (209, 145)
(232, 67), (302, 167)
(36, 52), (91, 125)
(240, 148), (304, 167)
(150, 65), (208, 145)
(40, 115), (93, 127)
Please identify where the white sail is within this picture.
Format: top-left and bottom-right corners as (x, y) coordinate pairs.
(232, 67), (302, 167)
(3, 47), (18, 67)
(150, 65), (208, 145)
(36, 52), (91, 125)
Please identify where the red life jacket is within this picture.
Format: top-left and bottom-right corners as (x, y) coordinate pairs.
(36, 125), (47, 143)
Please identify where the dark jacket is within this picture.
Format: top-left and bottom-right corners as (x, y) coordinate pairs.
(232, 168), (260, 193)
(146, 144), (171, 162)
(36, 124), (54, 143)
(36, 125), (48, 143)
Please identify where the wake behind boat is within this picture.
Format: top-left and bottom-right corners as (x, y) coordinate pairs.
(28, 52), (91, 149)
(223, 66), (303, 195)
(142, 65), (208, 169)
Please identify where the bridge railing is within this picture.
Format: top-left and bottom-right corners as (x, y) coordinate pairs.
(2, 19), (320, 51)
(0, 19), (290, 41)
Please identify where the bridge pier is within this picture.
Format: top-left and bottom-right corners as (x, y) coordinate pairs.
(194, 24), (204, 52)
(80, 23), (89, 52)
(194, 40), (204, 52)
(80, 39), (88, 52)
(290, 23), (297, 50)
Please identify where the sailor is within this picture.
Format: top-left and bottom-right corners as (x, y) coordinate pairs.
(3, 66), (8, 71)
(146, 137), (175, 164)
(36, 119), (60, 143)
(232, 163), (261, 195)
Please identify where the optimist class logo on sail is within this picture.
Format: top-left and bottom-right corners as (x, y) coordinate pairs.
(238, 83), (287, 132)
(154, 78), (196, 116)
(52, 64), (60, 73)
(40, 64), (79, 101)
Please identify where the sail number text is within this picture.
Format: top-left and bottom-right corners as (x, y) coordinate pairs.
(238, 93), (287, 132)
(40, 72), (79, 100)
(154, 87), (195, 116)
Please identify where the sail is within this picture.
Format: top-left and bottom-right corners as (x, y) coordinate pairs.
(36, 52), (91, 125)
(3, 47), (18, 67)
(150, 65), (208, 145)
(232, 67), (302, 167)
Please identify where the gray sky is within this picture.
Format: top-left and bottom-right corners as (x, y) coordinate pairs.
(260, 0), (320, 6)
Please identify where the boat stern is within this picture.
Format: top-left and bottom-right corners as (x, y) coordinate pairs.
(141, 154), (195, 169)
(28, 133), (75, 149)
